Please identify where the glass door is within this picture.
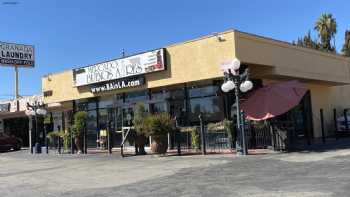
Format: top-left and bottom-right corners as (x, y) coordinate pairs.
(86, 110), (98, 148)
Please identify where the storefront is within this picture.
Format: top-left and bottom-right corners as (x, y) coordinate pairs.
(42, 29), (350, 149)
(0, 95), (44, 147)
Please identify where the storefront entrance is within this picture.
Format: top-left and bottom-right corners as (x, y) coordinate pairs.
(74, 83), (227, 150)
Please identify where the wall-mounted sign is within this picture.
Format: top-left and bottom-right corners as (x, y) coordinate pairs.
(90, 76), (145, 93)
(0, 42), (35, 67)
(73, 48), (165, 87)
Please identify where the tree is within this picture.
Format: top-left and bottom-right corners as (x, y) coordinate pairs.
(72, 111), (88, 153)
(314, 13), (337, 52)
(133, 102), (150, 155)
(295, 30), (319, 50)
(342, 30), (350, 57)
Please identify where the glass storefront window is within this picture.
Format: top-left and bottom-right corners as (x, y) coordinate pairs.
(169, 89), (185, 100)
(151, 90), (170, 101)
(87, 101), (97, 110)
(115, 94), (124, 105)
(150, 102), (168, 113)
(189, 96), (224, 123)
(99, 97), (113, 108)
(86, 110), (98, 147)
(77, 102), (88, 111)
(122, 107), (134, 127)
(124, 91), (148, 103)
(189, 85), (219, 98)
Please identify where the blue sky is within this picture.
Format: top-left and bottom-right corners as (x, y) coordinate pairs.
(0, 0), (349, 100)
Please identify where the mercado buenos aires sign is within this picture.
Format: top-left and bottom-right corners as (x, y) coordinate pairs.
(0, 42), (35, 67)
(73, 48), (165, 87)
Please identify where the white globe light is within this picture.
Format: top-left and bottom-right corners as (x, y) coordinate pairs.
(221, 81), (236, 92)
(25, 110), (35, 116)
(245, 80), (253, 91)
(226, 80), (235, 91)
(232, 58), (241, 70)
(240, 80), (253, 92)
(36, 108), (47, 115)
(239, 83), (247, 92)
(221, 82), (229, 92)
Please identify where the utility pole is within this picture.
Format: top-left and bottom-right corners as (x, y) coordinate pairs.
(15, 66), (19, 99)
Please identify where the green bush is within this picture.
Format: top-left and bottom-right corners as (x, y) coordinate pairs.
(148, 113), (175, 142)
(63, 128), (72, 151)
(223, 119), (235, 142)
(190, 127), (200, 150)
(72, 111), (88, 137)
(133, 102), (151, 136)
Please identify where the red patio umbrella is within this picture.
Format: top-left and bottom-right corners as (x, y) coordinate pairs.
(241, 80), (308, 121)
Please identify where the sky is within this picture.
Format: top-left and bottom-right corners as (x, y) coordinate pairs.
(0, 0), (349, 100)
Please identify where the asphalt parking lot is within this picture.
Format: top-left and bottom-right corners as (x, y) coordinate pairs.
(1, 148), (350, 197)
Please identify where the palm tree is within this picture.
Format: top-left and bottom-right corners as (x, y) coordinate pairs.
(314, 13), (337, 52)
(342, 30), (350, 57)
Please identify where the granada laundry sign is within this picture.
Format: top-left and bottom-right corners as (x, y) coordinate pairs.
(90, 76), (145, 93)
(73, 48), (165, 87)
(0, 42), (35, 67)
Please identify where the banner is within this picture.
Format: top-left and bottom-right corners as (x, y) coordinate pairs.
(74, 48), (165, 87)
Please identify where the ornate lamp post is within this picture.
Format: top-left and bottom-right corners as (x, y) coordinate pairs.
(221, 58), (253, 156)
(25, 101), (47, 154)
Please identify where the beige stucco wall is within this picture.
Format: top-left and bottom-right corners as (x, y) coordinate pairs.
(42, 31), (235, 104)
(234, 31), (350, 85)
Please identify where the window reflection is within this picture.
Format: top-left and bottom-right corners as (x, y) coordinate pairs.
(125, 91), (148, 103)
(190, 96), (224, 123)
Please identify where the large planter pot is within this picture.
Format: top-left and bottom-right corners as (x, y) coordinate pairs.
(75, 136), (83, 154)
(151, 136), (168, 154)
(135, 134), (147, 155)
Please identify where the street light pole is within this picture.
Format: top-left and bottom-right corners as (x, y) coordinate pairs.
(233, 80), (243, 155)
(221, 58), (253, 156)
(26, 101), (47, 154)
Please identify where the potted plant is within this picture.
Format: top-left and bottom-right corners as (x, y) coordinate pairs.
(133, 103), (150, 155)
(190, 127), (200, 151)
(148, 113), (175, 154)
(223, 119), (235, 148)
(72, 111), (88, 154)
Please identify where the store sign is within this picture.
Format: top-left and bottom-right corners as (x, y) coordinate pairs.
(73, 48), (165, 87)
(0, 42), (35, 67)
(90, 76), (145, 93)
(0, 103), (10, 112)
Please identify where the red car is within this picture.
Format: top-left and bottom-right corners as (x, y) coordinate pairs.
(0, 132), (22, 151)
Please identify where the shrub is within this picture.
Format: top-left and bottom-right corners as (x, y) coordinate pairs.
(133, 102), (151, 136)
(190, 127), (200, 150)
(47, 131), (64, 141)
(72, 111), (88, 137)
(223, 119), (235, 142)
(62, 128), (72, 151)
(148, 113), (175, 142)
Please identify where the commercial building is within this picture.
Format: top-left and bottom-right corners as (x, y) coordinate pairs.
(42, 29), (350, 149)
(0, 95), (43, 146)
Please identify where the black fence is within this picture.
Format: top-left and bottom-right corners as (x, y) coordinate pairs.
(174, 122), (274, 153)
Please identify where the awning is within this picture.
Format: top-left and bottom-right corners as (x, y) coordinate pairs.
(241, 80), (308, 121)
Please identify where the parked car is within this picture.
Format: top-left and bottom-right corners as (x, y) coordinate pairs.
(337, 116), (350, 132)
(0, 132), (22, 151)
